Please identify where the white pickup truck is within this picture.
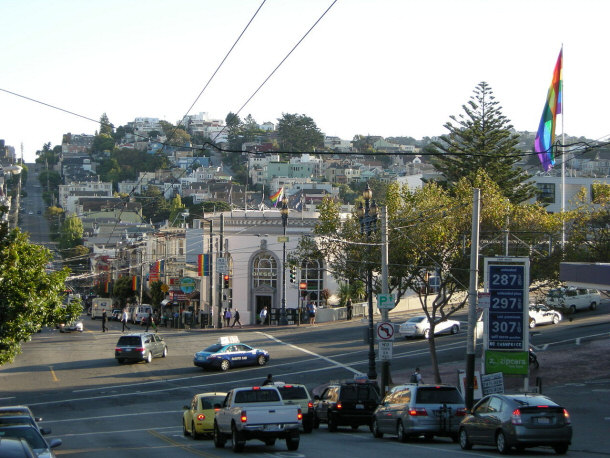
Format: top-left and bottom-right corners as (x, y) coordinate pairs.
(213, 386), (302, 452)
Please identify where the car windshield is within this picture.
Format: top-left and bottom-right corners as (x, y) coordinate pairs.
(117, 336), (141, 346)
(408, 317), (426, 323)
(340, 385), (379, 402)
(203, 344), (223, 353)
(0, 425), (47, 450)
(415, 387), (464, 404)
(277, 386), (308, 400)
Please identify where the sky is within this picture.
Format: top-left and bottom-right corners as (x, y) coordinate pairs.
(2, 0), (610, 163)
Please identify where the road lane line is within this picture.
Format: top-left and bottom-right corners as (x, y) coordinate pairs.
(148, 429), (219, 457)
(49, 366), (59, 382)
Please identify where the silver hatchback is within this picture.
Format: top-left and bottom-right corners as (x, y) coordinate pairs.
(372, 384), (466, 442)
(115, 333), (167, 363)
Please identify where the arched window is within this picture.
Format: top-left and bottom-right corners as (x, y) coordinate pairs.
(252, 253), (278, 289)
(300, 259), (323, 307)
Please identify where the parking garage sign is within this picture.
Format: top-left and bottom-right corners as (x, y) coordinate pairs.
(487, 264), (526, 350)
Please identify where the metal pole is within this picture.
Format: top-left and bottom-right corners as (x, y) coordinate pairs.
(380, 206), (390, 395)
(217, 214), (224, 329)
(465, 188), (481, 410)
(279, 198), (288, 325)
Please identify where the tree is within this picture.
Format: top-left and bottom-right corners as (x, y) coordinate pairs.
(0, 207), (76, 365)
(159, 120), (191, 147)
(429, 81), (537, 203)
(277, 113), (324, 152)
(137, 186), (171, 223)
(168, 194), (187, 226)
(59, 215), (84, 251)
(149, 281), (165, 308)
(112, 276), (136, 307)
(99, 113), (114, 135)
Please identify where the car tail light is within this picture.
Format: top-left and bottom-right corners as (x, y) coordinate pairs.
(240, 411), (247, 423)
(285, 385), (293, 388)
(409, 408), (427, 416)
(307, 402), (313, 409)
(297, 408), (303, 421)
(115, 348), (122, 352)
(252, 386), (260, 390)
(455, 408), (467, 416)
(335, 402), (342, 410)
(214, 407), (220, 412)
(563, 408), (571, 425)
(511, 408), (523, 425)
(135, 347), (145, 352)
(197, 414), (205, 421)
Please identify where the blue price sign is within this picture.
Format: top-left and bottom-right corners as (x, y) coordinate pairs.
(487, 265), (526, 350)
(489, 265), (524, 290)
(489, 290), (524, 312)
(488, 312), (524, 349)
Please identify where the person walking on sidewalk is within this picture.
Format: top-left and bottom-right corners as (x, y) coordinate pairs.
(223, 308), (232, 328)
(346, 299), (353, 320)
(259, 307), (268, 325)
(121, 308), (131, 332)
(101, 309), (108, 332)
(231, 309), (242, 328)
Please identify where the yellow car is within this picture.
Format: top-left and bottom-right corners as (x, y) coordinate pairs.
(183, 392), (227, 439)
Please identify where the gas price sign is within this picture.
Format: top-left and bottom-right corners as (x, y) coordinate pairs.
(487, 265), (525, 350)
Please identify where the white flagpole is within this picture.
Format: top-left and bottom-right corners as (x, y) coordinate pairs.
(561, 44), (565, 249)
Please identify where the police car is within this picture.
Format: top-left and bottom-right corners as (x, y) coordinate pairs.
(193, 336), (269, 371)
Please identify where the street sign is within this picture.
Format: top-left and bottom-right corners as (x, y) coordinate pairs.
(216, 257), (228, 274)
(161, 283), (169, 293)
(484, 350), (528, 375)
(378, 341), (393, 360)
(477, 292), (490, 309)
(376, 293), (395, 310)
(277, 236), (289, 243)
(376, 322), (395, 341)
(487, 265), (526, 350)
(180, 277), (196, 294)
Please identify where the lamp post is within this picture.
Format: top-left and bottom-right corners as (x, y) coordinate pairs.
(357, 184), (378, 380)
(279, 196), (289, 325)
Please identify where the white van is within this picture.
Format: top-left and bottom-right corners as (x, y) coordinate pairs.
(132, 305), (153, 324)
(91, 298), (112, 319)
(546, 287), (601, 313)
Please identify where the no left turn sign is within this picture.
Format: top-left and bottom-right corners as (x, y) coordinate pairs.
(376, 322), (395, 341)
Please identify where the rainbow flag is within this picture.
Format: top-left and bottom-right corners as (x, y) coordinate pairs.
(270, 187), (283, 207)
(534, 47), (563, 172)
(131, 275), (140, 291)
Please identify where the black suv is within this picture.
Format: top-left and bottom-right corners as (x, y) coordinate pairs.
(115, 333), (167, 363)
(313, 380), (380, 432)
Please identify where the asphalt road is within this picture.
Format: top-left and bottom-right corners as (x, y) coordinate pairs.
(1, 307), (609, 457)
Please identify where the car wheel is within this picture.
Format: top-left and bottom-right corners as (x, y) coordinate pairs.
(192, 421), (201, 440)
(424, 433), (434, 441)
(569, 305), (577, 314)
(451, 324), (459, 334)
(313, 414), (320, 429)
(397, 421), (407, 443)
(552, 314), (560, 325)
(303, 419), (313, 434)
(553, 443), (569, 454)
(220, 359), (230, 371)
(146, 352), (152, 363)
(286, 434), (299, 451)
(423, 329), (431, 339)
(257, 355), (266, 366)
(183, 420), (189, 436)
(529, 319), (536, 329)
(213, 423), (226, 448)
(328, 414), (338, 432)
(232, 424), (245, 452)
(162, 347), (167, 358)
(496, 431), (510, 454)
(372, 418), (383, 438)
(459, 428), (472, 450)
(117, 358), (124, 364)
(590, 302), (597, 311)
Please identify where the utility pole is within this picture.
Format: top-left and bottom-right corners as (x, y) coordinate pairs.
(380, 206), (390, 396)
(216, 214), (224, 329)
(465, 188), (481, 410)
(139, 247), (144, 304)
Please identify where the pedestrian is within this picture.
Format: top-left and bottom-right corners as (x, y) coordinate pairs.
(410, 367), (423, 384)
(231, 309), (242, 328)
(101, 309), (108, 332)
(223, 308), (232, 327)
(259, 307), (268, 325)
(262, 373), (273, 386)
(306, 302), (317, 325)
(346, 299), (353, 320)
(121, 308), (131, 332)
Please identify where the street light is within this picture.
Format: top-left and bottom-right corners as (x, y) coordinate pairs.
(358, 184), (378, 380)
(279, 196), (289, 325)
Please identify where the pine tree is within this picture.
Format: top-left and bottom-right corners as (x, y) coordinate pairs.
(430, 82), (536, 203)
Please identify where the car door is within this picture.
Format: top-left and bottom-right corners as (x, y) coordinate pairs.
(466, 396), (490, 443)
(316, 387), (335, 422)
(389, 389), (410, 433)
(375, 392), (393, 432)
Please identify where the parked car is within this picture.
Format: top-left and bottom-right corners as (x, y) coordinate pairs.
(529, 304), (562, 328)
(313, 379), (380, 432)
(115, 333), (167, 363)
(274, 382), (315, 433)
(0, 423), (62, 458)
(182, 392), (227, 439)
(193, 336), (269, 371)
(546, 287), (601, 314)
(372, 384), (466, 442)
(59, 320), (83, 333)
(0, 437), (37, 457)
(458, 393), (572, 454)
(0, 406), (50, 435)
(398, 315), (461, 339)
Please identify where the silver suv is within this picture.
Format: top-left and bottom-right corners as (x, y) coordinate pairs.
(115, 332), (167, 363)
(372, 384), (466, 442)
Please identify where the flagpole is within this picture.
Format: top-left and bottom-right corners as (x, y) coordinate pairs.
(561, 44), (565, 250)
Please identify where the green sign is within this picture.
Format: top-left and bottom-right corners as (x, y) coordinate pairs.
(485, 350), (528, 375)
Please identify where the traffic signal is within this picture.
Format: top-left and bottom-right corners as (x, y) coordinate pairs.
(223, 274), (229, 289)
(289, 266), (296, 283)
